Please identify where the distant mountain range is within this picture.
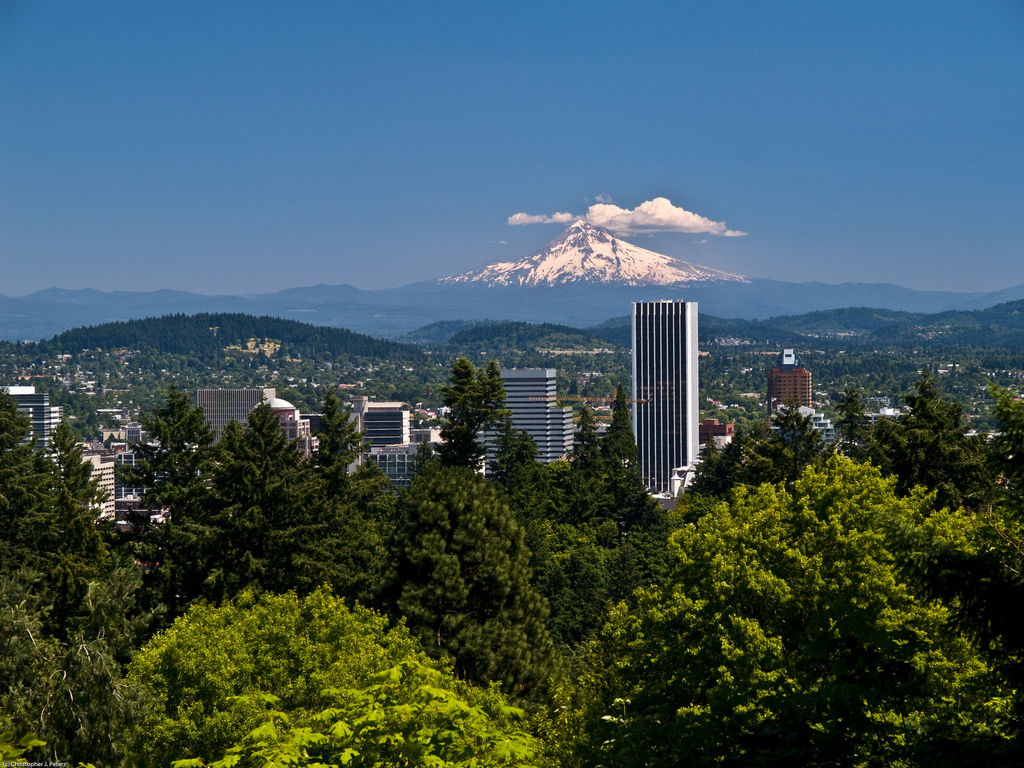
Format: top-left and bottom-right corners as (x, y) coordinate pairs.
(3, 221), (1023, 341)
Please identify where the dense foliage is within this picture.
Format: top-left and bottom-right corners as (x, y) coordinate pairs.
(5, 342), (1024, 765)
(574, 458), (1012, 766)
(125, 589), (437, 765)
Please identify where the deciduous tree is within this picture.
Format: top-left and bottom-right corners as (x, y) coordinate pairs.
(574, 457), (1012, 766)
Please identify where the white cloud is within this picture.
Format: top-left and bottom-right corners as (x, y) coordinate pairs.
(507, 211), (575, 226)
(583, 197), (746, 236)
(507, 196), (746, 236)
(594, 193), (614, 204)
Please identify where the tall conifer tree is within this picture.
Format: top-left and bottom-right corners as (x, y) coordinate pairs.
(438, 358), (507, 471)
(119, 385), (217, 619)
(388, 464), (553, 695)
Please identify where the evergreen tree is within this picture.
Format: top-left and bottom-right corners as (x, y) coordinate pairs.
(558, 407), (605, 527)
(835, 385), (870, 460)
(37, 420), (109, 636)
(490, 417), (548, 526)
(0, 392), (48, 570)
(870, 372), (991, 510)
(0, 567), (148, 767)
(991, 384), (1024, 512)
(206, 405), (321, 598)
(766, 401), (827, 488)
(688, 436), (737, 499)
(388, 464), (554, 695)
(438, 358), (507, 471)
(410, 440), (438, 479)
(596, 386), (662, 540)
(118, 385), (217, 619)
(313, 388), (365, 497)
(601, 385), (637, 467)
(570, 406), (601, 474)
(121, 384), (216, 514)
(905, 385), (1024, 744)
(315, 391), (394, 579)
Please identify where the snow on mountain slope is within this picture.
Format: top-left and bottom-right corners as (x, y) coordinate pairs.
(439, 219), (749, 287)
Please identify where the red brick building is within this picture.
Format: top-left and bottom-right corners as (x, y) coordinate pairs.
(767, 349), (811, 412)
(699, 418), (735, 447)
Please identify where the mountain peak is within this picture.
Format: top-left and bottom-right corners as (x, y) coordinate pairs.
(439, 221), (749, 287)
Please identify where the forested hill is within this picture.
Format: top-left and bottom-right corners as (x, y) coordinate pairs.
(764, 300), (1024, 346)
(587, 315), (812, 348)
(29, 313), (427, 364)
(445, 321), (613, 350)
(591, 299), (1024, 349)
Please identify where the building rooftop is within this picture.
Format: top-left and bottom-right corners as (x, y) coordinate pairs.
(774, 348), (806, 369)
(266, 397), (296, 410)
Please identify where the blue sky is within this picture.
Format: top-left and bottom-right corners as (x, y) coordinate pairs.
(2, 1), (1022, 296)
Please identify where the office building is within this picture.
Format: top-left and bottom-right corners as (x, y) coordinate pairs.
(699, 418), (735, 450)
(266, 396), (316, 456)
(498, 368), (574, 464)
(124, 422), (144, 443)
(366, 443), (420, 488)
(116, 450), (144, 501)
(83, 451), (117, 519)
(351, 396), (411, 446)
(767, 349), (811, 412)
(196, 388), (276, 436)
(631, 301), (699, 494)
(3, 385), (63, 451)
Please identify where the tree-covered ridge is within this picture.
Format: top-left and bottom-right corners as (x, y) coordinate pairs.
(594, 300), (1024, 349)
(443, 321), (615, 352)
(585, 314), (811, 348)
(32, 313), (427, 364)
(397, 319), (498, 344)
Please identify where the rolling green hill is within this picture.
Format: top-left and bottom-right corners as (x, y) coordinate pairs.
(35, 313), (427, 364)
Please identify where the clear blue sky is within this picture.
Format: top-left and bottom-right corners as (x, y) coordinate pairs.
(2, 1), (1022, 296)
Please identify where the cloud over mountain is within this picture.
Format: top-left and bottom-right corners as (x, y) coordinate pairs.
(507, 211), (574, 225)
(508, 196), (746, 237)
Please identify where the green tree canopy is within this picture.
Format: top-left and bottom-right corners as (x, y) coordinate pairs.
(126, 588), (431, 766)
(573, 457), (1012, 766)
(190, 661), (541, 768)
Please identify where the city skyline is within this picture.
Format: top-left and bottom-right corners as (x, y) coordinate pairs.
(3, 2), (1022, 297)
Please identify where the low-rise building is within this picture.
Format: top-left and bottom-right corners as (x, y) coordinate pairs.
(699, 418), (735, 449)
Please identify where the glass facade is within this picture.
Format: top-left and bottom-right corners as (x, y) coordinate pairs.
(631, 301), (699, 494)
(367, 444), (417, 488)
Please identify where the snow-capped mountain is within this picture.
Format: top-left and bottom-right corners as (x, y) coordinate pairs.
(439, 219), (750, 287)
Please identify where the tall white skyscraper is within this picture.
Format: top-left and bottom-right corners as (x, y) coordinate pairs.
(631, 301), (699, 494)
